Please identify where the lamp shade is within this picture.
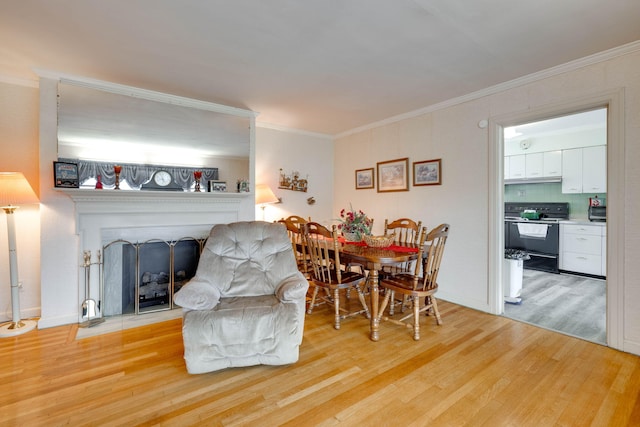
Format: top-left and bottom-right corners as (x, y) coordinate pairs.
(255, 184), (278, 205)
(0, 172), (39, 208)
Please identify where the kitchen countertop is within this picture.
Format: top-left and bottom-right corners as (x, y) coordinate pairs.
(560, 219), (606, 226)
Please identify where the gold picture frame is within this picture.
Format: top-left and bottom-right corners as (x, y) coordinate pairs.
(413, 158), (442, 186)
(377, 158), (409, 192)
(355, 168), (374, 189)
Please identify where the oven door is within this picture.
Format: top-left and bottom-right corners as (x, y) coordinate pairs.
(506, 221), (560, 273)
(507, 221), (559, 255)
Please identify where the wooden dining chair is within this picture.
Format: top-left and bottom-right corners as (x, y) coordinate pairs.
(382, 217), (423, 314)
(284, 215), (310, 225)
(378, 223), (449, 340)
(384, 218), (423, 245)
(277, 218), (310, 277)
(303, 222), (370, 329)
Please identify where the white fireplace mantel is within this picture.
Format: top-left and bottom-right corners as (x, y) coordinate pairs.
(59, 188), (250, 213)
(60, 189), (251, 234)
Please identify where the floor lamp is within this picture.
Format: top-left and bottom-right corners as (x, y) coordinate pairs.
(255, 184), (279, 221)
(0, 172), (39, 337)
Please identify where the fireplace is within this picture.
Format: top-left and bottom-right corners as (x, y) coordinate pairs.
(59, 189), (252, 322)
(103, 237), (204, 316)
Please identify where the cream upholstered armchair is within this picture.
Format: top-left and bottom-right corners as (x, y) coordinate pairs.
(173, 221), (309, 374)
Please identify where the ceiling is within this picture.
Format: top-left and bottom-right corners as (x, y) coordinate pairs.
(1, 1), (639, 136)
(504, 108), (608, 143)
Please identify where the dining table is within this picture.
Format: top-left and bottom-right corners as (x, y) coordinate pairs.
(338, 238), (421, 341)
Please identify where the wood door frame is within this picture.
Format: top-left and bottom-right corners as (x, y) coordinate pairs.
(488, 89), (625, 350)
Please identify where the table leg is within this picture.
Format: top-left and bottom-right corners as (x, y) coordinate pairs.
(370, 267), (379, 341)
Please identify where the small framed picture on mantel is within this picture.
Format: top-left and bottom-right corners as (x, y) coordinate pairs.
(53, 161), (80, 188)
(208, 180), (227, 192)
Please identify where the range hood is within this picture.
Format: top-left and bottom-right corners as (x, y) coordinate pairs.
(504, 176), (562, 185)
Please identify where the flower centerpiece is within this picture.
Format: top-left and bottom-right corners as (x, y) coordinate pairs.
(338, 205), (373, 241)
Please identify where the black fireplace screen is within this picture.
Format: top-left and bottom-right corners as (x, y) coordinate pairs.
(103, 237), (205, 316)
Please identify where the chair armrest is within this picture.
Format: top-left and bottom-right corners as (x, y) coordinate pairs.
(174, 280), (221, 310)
(275, 272), (309, 302)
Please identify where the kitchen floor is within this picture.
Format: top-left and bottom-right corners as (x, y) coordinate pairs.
(503, 269), (606, 345)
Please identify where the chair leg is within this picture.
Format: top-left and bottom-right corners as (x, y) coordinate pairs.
(431, 296), (442, 325)
(379, 288), (394, 322)
(400, 295), (410, 313)
(333, 288), (341, 330)
(307, 286), (319, 314)
(389, 290), (396, 315)
(412, 297), (421, 341)
(355, 285), (370, 319)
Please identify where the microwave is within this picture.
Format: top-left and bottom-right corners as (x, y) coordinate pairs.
(588, 206), (606, 222)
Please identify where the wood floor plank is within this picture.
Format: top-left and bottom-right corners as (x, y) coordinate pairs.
(2, 300), (640, 426)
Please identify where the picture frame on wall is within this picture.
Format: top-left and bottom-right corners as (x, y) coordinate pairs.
(377, 158), (409, 192)
(53, 161), (80, 188)
(208, 180), (227, 192)
(355, 168), (374, 189)
(413, 158), (442, 186)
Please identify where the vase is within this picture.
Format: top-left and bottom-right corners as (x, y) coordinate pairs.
(113, 165), (122, 190)
(343, 232), (361, 242)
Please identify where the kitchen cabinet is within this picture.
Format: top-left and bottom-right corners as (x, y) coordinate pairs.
(525, 153), (543, 178)
(505, 151), (562, 180)
(561, 149), (582, 193)
(601, 227), (607, 276)
(560, 223), (606, 277)
(582, 145), (607, 193)
(507, 155), (526, 179)
(561, 146), (606, 193)
(543, 150), (562, 177)
(504, 156), (510, 179)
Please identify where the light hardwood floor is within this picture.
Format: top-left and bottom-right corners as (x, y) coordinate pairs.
(2, 299), (640, 426)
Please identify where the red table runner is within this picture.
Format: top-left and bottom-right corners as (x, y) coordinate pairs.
(338, 237), (419, 253)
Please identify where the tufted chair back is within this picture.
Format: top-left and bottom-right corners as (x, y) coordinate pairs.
(195, 221), (298, 297)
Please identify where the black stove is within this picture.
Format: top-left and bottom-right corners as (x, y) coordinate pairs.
(504, 202), (569, 274)
(504, 202), (570, 221)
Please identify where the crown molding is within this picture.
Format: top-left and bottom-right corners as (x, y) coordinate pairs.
(335, 40), (640, 139)
(256, 121), (332, 140)
(33, 68), (258, 118)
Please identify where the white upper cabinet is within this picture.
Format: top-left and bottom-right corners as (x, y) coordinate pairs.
(505, 150), (562, 181)
(582, 145), (607, 193)
(525, 152), (543, 177)
(508, 155), (526, 179)
(561, 146), (606, 194)
(562, 145), (607, 194)
(504, 156), (510, 179)
(543, 150), (562, 177)
(562, 148), (583, 193)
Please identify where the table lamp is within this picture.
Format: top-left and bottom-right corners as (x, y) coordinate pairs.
(255, 184), (279, 220)
(0, 172), (39, 337)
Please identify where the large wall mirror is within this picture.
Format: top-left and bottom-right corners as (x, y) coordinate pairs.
(57, 78), (254, 191)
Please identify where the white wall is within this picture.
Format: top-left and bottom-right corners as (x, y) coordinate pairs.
(334, 104), (490, 311)
(0, 81), (41, 323)
(334, 46), (640, 354)
(255, 126), (334, 225)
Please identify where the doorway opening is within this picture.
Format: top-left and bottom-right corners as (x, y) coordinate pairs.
(501, 108), (607, 345)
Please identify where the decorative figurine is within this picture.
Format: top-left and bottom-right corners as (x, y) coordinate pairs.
(113, 165), (122, 190)
(194, 171), (202, 192)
